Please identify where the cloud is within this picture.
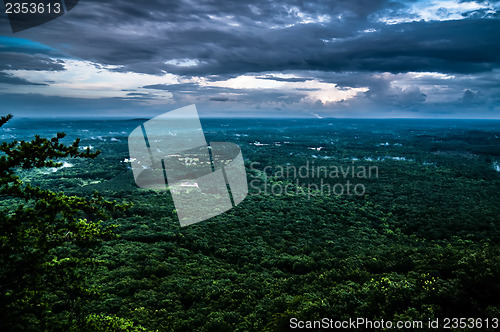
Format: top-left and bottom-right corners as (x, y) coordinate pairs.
(1, 58), (177, 102)
(374, 0), (500, 24)
(0, 72), (48, 85)
(462, 89), (476, 100)
(209, 97), (230, 101)
(0, 0), (499, 118)
(0, 52), (65, 72)
(364, 76), (427, 107)
(2, 0), (496, 77)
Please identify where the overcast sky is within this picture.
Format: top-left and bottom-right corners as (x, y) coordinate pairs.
(1, 0), (499, 118)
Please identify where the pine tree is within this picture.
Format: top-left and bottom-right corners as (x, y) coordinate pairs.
(0, 114), (126, 330)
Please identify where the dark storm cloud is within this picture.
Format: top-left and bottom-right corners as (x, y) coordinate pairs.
(126, 92), (150, 97)
(209, 97), (230, 101)
(460, 89), (481, 105)
(0, 52), (65, 71)
(0, 45), (64, 85)
(0, 35), (66, 74)
(0, 72), (48, 85)
(5, 0), (497, 77)
(364, 80), (427, 107)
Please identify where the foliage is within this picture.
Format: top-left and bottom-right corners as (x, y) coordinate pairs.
(0, 115), (128, 330)
(80, 314), (146, 331)
(1, 116), (499, 331)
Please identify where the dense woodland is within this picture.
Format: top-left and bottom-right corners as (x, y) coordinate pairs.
(1, 116), (499, 331)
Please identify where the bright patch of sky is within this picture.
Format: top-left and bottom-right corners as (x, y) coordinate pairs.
(202, 74), (367, 104)
(269, 5), (331, 29)
(165, 59), (205, 67)
(2, 58), (365, 106)
(3, 59), (177, 102)
(207, 15), (241, 27)
(378, 0), (499, 24)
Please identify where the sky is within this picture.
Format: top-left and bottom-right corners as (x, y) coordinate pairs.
(0, 0), (500, 119)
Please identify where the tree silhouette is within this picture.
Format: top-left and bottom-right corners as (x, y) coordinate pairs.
(0, 114), (126, 330)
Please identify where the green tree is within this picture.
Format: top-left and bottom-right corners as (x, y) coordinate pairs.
(0, 114), (126, 330)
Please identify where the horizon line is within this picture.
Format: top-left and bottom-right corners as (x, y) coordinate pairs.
(7, 116), (500, 121)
